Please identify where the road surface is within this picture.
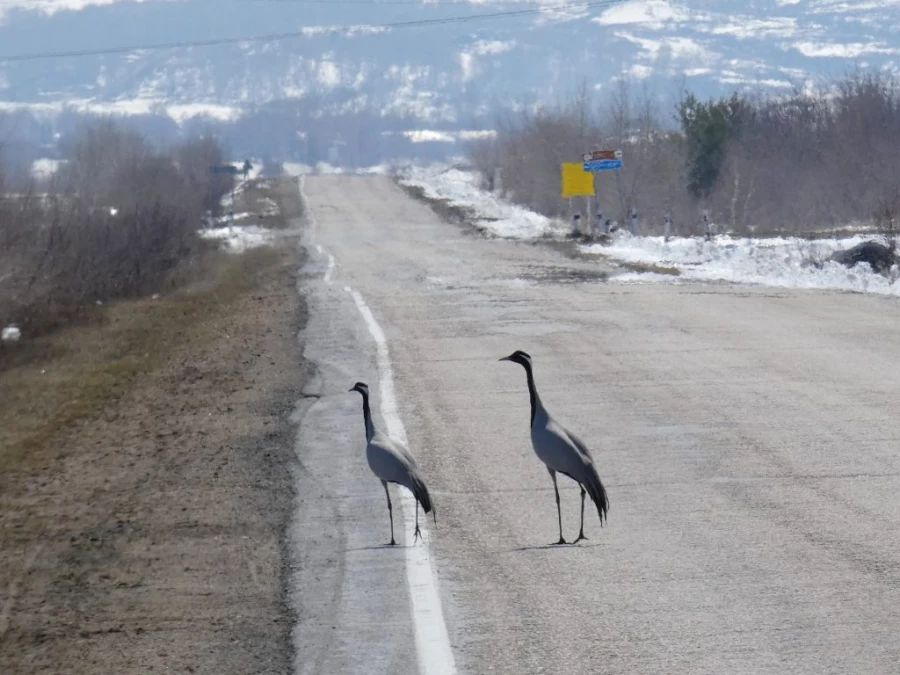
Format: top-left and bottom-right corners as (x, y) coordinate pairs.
(291, 175), (900, 675)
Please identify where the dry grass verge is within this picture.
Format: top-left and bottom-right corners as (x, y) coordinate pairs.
(0, 247), (282, 473)
(0, 240), (306, 675)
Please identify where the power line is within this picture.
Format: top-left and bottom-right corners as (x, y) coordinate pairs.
(230, 1), (527, 4)
(0, 0), (621, 63)
(229, 0), (538, 4)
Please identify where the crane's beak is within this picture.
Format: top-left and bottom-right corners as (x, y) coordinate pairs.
(348, 386), (357, 392)
(498, 355), (511, 362)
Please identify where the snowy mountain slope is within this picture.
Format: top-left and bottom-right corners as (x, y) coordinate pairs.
(0, 0), (899, 123)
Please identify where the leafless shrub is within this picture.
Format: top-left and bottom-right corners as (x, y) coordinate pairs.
(0, 121), (231, 337)
(702, 72), (900, 234)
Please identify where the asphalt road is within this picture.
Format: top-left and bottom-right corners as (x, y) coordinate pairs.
(293, 175), (900, 675)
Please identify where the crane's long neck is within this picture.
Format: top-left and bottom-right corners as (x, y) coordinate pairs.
(521, 361), (541, 428)
(360, 392), (375, 442)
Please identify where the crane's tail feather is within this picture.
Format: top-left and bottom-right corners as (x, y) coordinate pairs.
(583, 465), (609, 526)
(410, 474), (433, 516)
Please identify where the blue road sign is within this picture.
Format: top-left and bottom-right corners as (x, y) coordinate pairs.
(583, 159), (623, 172)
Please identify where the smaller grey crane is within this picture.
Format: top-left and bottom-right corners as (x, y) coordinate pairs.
(500, 351), (609, 544)
(349, 382), (434, 545)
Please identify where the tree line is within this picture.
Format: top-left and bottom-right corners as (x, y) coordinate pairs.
(468, 72), (900, 237)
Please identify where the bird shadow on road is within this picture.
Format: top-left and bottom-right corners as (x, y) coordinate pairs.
(343, 544), (408, 552)
(506, 541), (605, 553)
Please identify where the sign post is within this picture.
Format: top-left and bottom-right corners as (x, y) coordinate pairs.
(583, 150), (623, 236)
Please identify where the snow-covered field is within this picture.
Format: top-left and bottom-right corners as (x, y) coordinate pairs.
(401, 164), (900, 296)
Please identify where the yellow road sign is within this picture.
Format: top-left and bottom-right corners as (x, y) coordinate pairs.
(561, 162), (595, 198)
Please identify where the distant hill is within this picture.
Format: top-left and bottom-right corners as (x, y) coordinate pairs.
(1, 0), (898, 164)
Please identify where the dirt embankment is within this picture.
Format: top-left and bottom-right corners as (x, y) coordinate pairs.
(0, 179), (306, 674)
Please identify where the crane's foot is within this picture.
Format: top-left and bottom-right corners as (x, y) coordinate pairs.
(388, 538), (397, 546)
(413, 524), (423, 544)
(573, 533), (588, 543)
(551, 537), (568, 546)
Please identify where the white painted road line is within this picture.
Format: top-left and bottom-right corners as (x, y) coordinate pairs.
(347, 286), (457, 675)
(301, 177), (335, 284)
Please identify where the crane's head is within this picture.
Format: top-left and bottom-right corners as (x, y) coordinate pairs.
(499, 350), (532, 369)
(349, 382), (369, 396)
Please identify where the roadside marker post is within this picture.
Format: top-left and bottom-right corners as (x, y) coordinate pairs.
(664, 213), (672, 241)
(630, 208), (638, 236)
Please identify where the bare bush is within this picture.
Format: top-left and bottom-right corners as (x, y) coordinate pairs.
(701, 72), (900, 234)
(0, 121), (231, 337)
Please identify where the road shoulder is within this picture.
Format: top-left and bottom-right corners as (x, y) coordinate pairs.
(0, 183), (307, 674)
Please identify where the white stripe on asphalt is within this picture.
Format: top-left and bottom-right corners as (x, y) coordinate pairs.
(300, 177), (335, 284)
(347, 286), (457, 675)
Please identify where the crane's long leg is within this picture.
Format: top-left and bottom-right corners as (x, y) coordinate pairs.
(383, 481), (396, 546)
(413, 498), (423, 544)
(549, 470), (567, 545)
(573, 485), (588, 543)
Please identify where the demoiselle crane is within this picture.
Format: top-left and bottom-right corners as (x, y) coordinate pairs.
(500, 351), (609, 544)
(349, 382), (434, 545)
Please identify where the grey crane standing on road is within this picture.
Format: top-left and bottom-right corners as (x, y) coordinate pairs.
(349, 382), (434, 545)
(500, 351), (609, 544)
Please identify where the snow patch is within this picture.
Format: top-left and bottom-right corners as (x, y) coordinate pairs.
(398, 165), (564, 239)
(0, 99), (241, 124)
(199, 225), (276, 253)
(31, 158), (65, 178)
(0, 0), (120, 22)
(707, 17), (799, 40)
(595, 0), (691, 29)
(404, 130), (456, 144)
(2, 325), (21, 342)
(317, 59), (341, 89)
(591, 232), (900, 295)
(793, 41), (900, 58)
